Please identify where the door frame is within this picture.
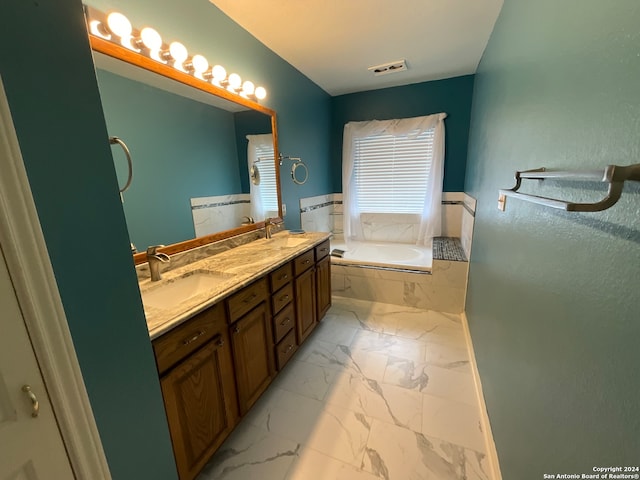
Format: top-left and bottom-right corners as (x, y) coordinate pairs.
(0, 77), (112, 479)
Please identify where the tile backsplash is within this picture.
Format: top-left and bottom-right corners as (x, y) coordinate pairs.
(299, 192), (476, 249)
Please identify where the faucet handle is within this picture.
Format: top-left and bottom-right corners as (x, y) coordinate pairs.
(146, 245), (165, 256)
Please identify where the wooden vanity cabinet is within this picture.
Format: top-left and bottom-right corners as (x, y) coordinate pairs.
(153, 304), (238, 480)
(294, 257), (317, 344)
(226, 279), (275, 415)
(315, 239), (332, 321)
(269, 262), (297, 369)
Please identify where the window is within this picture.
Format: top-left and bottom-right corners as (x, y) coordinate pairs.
(353, 128), (435, 214)
(253, 143), (278, 213)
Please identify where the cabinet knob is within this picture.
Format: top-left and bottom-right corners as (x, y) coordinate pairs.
(243, 293), (257, 304)
(215, 335), (225, 348)
(284, 344), (293, 354)
(303, 259), (310, 264)
(279, 274), (288, 280)
(280, 317), (291, 326)
(233, 326), (241, 334)
(280, 294), (290, 302)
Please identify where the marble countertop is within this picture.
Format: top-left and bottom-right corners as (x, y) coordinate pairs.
(140, 231), (330, 340)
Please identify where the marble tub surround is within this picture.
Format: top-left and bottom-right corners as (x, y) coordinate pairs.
(138, 230), (329, 339)
(460, 193), (476, 261)
(197, 296), (491, 480)
(331, 248), (469, 313)
(191, 193), (251, 237)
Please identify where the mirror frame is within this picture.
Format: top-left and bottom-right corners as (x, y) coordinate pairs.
(89, 36), (283, 265)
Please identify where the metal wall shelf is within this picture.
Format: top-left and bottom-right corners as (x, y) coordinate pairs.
(498, 163), (640, 212)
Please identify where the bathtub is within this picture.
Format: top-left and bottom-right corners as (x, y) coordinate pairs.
(329, 238), (432, 272)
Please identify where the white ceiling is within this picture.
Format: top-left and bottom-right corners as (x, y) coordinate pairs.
(209, 0), (503, 96)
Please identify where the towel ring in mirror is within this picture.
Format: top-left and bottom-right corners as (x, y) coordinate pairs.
(250, 162), (260, 185)
(291, 161), (308, 185)
(109, 136), (133, 194)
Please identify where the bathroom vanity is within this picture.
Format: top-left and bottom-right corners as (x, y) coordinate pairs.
(140, 232), (331, 480)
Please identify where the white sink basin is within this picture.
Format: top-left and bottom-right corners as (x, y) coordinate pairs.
(141, 271), (230, 310)
(266, 236), (308, 249)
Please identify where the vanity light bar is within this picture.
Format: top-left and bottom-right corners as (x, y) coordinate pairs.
(84, 6), (267, 101)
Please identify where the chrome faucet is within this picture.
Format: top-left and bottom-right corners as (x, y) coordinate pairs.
(264, 217), (274, 239)
(146, 245), (170, 282)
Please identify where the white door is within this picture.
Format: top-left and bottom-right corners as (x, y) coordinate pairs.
(0, 244), (75, 479)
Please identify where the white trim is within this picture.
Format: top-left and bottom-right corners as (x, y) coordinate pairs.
(461, 311), (502, 480)
(0, 78), (112, 478)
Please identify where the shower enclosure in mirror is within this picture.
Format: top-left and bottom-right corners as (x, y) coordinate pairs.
(88, 31), (281, 264)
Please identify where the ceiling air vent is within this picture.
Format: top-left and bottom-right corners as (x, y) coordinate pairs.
(368, 59), (408, 76)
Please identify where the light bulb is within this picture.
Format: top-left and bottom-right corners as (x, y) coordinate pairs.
(228, 73), (242, 90)
(107, 12), (132, 38)
(211, 65), (227, 85)
(169, 41), (188, 71)
(255, 86), (267, 100)
(140, 27), (164, 62)
(242, 81), (255, 96)
(192, 54), (209, 79)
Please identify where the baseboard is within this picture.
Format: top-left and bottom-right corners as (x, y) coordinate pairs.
(461, 311), (502, 480)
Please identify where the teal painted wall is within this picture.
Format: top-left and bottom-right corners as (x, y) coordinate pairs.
(465, 0), (640, 477)
(0, 1), (178, 479)
(330, 75), (475, 193)
(88, 0), (332, 229)
(97, 69), (242, 248)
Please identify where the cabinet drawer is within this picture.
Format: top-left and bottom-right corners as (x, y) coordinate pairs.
(315, 239), (331, 261)
(153, 303), (225, 375)
(272, 302), (295, 343)
(227, 278), (268, 323)
(269, 262), (292, 293)
(275, 329), (297, 370)
(272, 283), (293, 315)
(294, 249), (315, 276)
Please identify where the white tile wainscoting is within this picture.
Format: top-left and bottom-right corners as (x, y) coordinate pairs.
(197, 296), (497, 480)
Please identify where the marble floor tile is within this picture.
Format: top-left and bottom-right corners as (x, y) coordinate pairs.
(331, 344), (389, 382)
(350, 329), (426, 363)
(384, 359), (477, 406)
(362, 419), (490, 480)
(286, 447), (381, 480)
(272, 359), (338, 401)
(421, 394), (486, 453)
(424, 342), (471, 373)
(197, 424), (299, 480)
(325, 371), (423, 432)
(304, 403), (372, 467)
(313, 317), (359, 345)
(200, 296), (492, 480)
(243, 387), (325, 444)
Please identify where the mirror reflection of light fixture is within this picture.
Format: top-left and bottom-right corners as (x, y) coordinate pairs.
(84, 6), (268, 102)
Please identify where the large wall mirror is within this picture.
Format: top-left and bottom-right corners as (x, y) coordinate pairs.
(88, 35), (282, 264)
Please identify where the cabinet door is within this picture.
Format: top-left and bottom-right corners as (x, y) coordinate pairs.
(160, 334), (238, 480)
(295, 267), (317, 344)
(230, 302), (275, 415)
(316, 255), (332, 321)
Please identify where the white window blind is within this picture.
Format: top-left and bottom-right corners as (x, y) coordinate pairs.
(353, 128), (435, 214)
(256, 145), (278, 212)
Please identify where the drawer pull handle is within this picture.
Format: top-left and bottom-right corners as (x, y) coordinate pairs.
(279, 294), (290, 302)
(279, 274), (288, 280)
(321, 248), (328, 252)
(284, 344), (293, 354)
(243, 293), (257, 304)
(280, 317), (291, 326)
(183, 330), (206, 345)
